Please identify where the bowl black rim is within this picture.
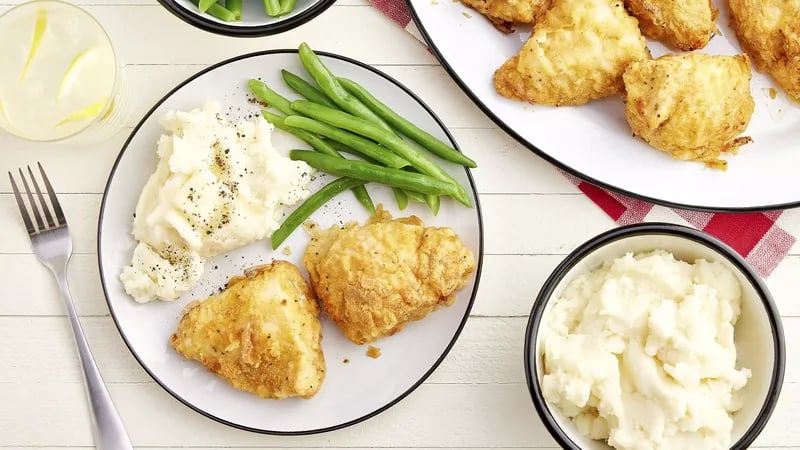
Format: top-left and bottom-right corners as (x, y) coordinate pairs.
(403, 0), (800, 212)
(523, 223), (786, 449)
(156, 0), (336, 37)
(97, 48), (485, 435)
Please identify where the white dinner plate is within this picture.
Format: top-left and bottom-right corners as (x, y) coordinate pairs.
(97, 50), (483, 434)
(406, 0), (800, 211)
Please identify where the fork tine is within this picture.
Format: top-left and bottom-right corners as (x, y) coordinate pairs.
(27, 165), (55, 228)
(8, 171), (36, 235)
(38, 162), (65, 226)
(18, 168), (46, 232)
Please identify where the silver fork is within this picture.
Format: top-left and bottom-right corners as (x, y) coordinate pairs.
(9, 163), (133, 450)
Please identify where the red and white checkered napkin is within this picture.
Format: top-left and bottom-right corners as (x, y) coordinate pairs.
(369, 0), (796, 277)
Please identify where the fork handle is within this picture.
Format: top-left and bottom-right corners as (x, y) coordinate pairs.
(55, 271), (134, 450)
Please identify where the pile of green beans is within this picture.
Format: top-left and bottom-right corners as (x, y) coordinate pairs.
(338, 78), (477, 168)
(289, 150), (458, 195)
(249, 42), (478, 248)
(290, 100), (472, 207)
(192, 0), (296, 22)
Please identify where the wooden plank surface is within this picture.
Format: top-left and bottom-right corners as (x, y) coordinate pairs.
(0, 0), (797, 448)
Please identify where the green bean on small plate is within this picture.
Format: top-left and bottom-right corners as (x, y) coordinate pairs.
(166, 0), (332, 36)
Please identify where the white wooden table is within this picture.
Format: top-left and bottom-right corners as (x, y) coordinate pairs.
(1, 0), (798, 448)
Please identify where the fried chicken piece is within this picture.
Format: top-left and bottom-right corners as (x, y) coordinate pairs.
(623, 54), (755, 170)
(624, 0), (718, 50)
(303, 206), (476, 345)
(460, 0), (551, 33)
(727, 0), (800, 101)
(493, 0), (650, 106)
(170, 261), (325, 399)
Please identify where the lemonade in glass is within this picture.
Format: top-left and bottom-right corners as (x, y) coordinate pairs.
(0, 0), (120, 141)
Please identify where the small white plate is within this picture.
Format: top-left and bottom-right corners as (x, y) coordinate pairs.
(158, 0), (334, 37)
(97, 50), (483, 434)
(406, 0), (800, 211)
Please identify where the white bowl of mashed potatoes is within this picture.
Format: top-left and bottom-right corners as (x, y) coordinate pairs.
(525, 223), (785, 450)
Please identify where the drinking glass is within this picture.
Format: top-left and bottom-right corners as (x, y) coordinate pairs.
(0, 0), (127, 143)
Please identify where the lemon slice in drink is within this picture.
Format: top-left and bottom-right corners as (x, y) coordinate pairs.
(57, 46), (99, 102)
(19, 9), (47, 82)
(56, 96), (109, 126)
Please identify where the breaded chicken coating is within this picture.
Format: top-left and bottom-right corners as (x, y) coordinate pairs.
(728, 0), (800, 101)
(625, 0), (718, 50)
(623, 54), (755, 170)
(460, 0), (551, 32)
(493, 0), (650, 106)
(303, 206), (476, 345)
(170, 261), (326, 399)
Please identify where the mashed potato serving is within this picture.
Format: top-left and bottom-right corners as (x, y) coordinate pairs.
(121, 102), (312, 302)
(541, 250), (751, 449)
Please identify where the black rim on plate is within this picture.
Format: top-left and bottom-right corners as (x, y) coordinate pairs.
(156, 0), (336, 37)
(523, 223), (786, 449)
(97, 49), (484, 435)
(404, 1), (800, 212)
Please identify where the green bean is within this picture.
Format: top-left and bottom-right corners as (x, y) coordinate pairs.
(249, 79), (294, 115)
(297, 43), (395, 134)
(281, 70), (337, 108)
(351, 185), (375, 215)
(260, 109), (293, 132)
(207, 3), (237, 20)
(289, 150), (457, 195)
(271, 177), (366, 249)
(190, 0), (237, 20)
(225, 0), (242, 19)
(290, 100), (472, 207)
(260, 111), (339, 158)
(260, 109), (297, 132)
(263, 0), (281, 16)
(260, 111), (374, 213)
(425, 194), (440, 215)
(278, 0), (297, 14)
(404, 190), (427, 203)
(392, 188), (409, 210)
(198, 0), (216, 12)
(338, 78), (477, 168)
(284, 115), (409, 169)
